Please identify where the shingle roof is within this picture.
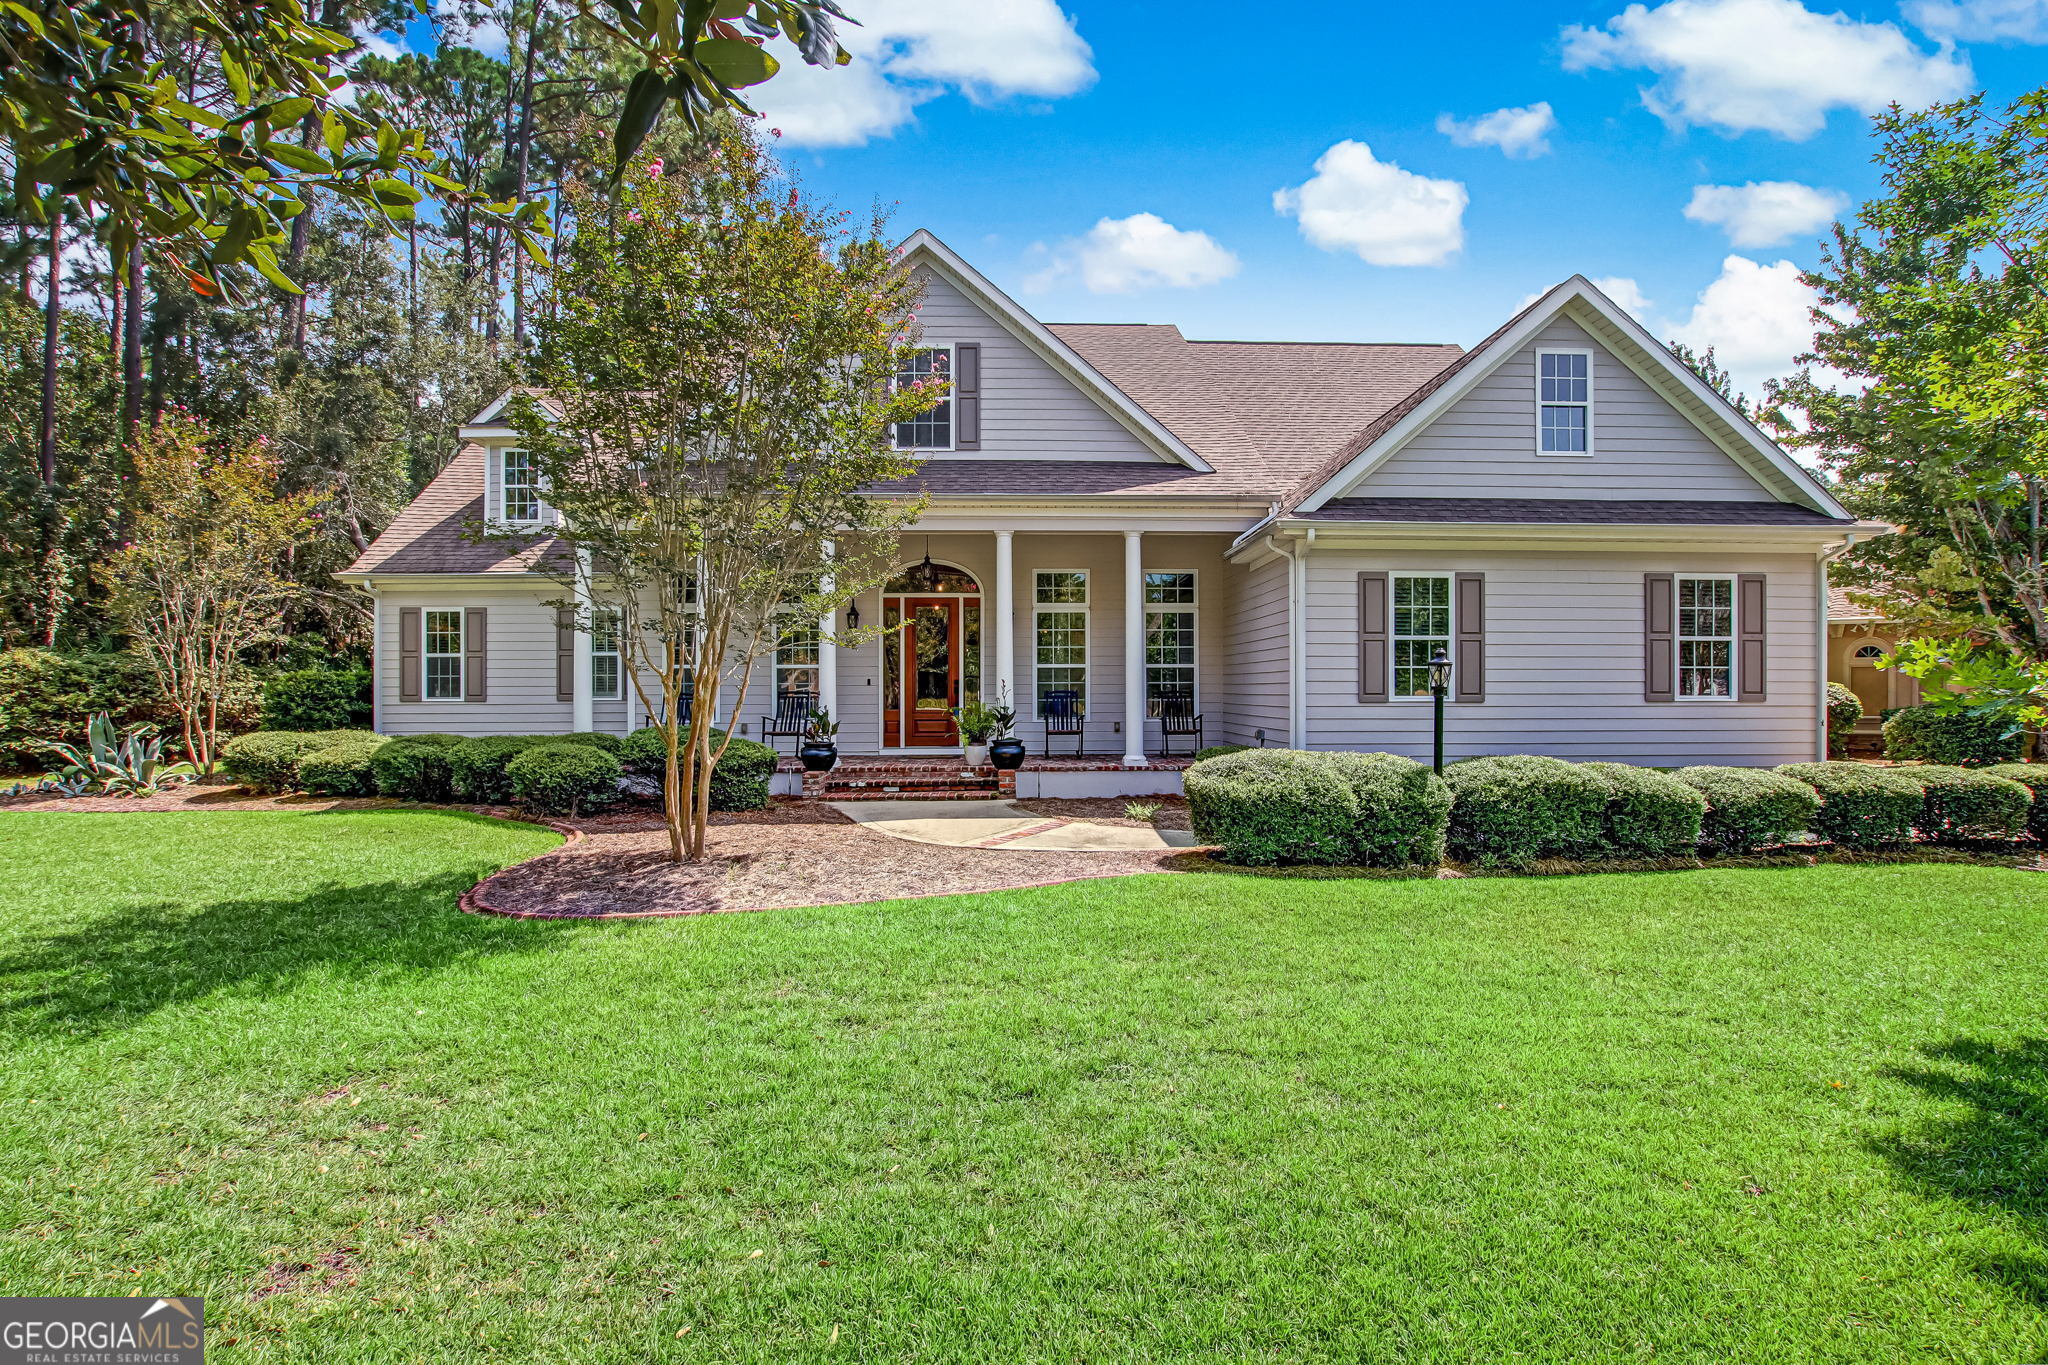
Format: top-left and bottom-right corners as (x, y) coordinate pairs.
(345, 445), (565, 575)
(1828, 586), (1890, 621)
(863, 459), (1223, 498)
(1300, 498), (1843, 525)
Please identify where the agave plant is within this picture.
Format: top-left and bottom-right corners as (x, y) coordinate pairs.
(40, 713), (191, 797)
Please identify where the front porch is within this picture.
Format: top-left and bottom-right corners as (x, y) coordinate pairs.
(775, 752), (1194, 801)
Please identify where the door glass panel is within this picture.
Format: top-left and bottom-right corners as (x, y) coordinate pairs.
(962, 603), (980, 699)
(913, 604), (951, 709)
(883, 604), (902, 711)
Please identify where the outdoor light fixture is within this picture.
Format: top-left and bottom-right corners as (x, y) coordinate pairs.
(1428, 647), (1453, 775)
(845, 601), (861, 630)
(905, 536), (941, 592)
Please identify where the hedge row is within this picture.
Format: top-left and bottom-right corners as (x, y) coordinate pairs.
(1184, 748), (2040, 868)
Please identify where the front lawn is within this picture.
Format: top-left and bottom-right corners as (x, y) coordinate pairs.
(0, 811), (2042, 1362)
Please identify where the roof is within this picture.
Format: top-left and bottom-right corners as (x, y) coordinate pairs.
(863, 459), (1223, 498)
(1299, 497), (1845, 525)
(345, 445), (565, 575)
(1828, 586), (1891, 622)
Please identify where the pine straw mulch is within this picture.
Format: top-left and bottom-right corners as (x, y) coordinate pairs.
(474, 802), (1206, 919)
(1010, 795), (1193, 831)
(0, 777), (392, 814)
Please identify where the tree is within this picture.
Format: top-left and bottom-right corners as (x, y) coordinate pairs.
(106, 415), (317, 770)
(1667, 340), (1750, 416)
(1768, 87), (2048, 663)
(513, 128), (936, 861)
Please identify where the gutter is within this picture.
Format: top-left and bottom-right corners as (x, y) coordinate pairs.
(1268, 528), (1313, 749)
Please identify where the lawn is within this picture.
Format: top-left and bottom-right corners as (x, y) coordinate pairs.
(0, 811), (2042, 1363)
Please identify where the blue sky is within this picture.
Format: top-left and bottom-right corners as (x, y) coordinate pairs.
(704, 0), (2047, 400)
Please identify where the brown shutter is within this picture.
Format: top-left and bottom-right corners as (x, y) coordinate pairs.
(952, 343), (981, 450)
(398, 607), (422, 703)
(1644, 574), (1675, 702)
(464, 607), (488, 702)
(555, 606), (576, 702)
(1357, 571), (1389, 703)
(1737, 573), (1767, 702)
(1454, 572), (1485, 703)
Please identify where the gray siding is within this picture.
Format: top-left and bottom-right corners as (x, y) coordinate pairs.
(1351, 317), (1779, 502)
(913, 270), (1166, 463)
(375, 583), (574, 736)
(1219, 552), (1291, 747)
(1301, 549), (1821, 766)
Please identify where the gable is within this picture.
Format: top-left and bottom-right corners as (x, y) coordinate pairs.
(1337, 315), (1785, 503)
(912, 268), (1175, 465)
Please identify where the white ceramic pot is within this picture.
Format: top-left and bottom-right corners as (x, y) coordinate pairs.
(963, 743), (990, 767)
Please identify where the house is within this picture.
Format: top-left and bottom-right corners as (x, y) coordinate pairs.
(338, 230), (1887, 796)
(1826, 588), (1920, 744)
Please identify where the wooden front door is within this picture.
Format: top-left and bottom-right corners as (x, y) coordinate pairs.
(889, 597), (963, 746)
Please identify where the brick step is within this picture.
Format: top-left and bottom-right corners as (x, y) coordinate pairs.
(818, 776), (1002, 800)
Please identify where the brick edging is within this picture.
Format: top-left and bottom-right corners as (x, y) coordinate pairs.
(457, 819), (605, 920)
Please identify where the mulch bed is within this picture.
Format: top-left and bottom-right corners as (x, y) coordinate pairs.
(1011, 795), (1192, 832)
(0, 776), (393, 814)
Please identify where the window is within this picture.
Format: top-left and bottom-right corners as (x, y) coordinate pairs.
(1853, 643), (1886, 661)
(591, 609), (622, 701)
(1538, 350), (1590, 453)
(776, 618), (820, 699)
(1033, 570), (1087, 717)
(892, 346), (953, 450)
(1677, 576), (1735, 698)
(1143, 571), (1196, 716)
(501, 449), (543, 521)
(424, 609), (464, 700)
(1391, 575), (1451, 698)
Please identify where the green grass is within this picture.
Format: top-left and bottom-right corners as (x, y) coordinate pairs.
(0, 810), (2043, 1363)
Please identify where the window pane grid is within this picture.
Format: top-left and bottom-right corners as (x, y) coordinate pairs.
(591, 610), (622, 701)
(503, 450), (540, 520)
(1034, 571), (1087, 604)
(1143, 571), (1195, 605)
(1145, 608), (1195, 716)
(1539, 351), (1589, 452)
(1035, 609), (1086, 717)
(1391, 576), (1450, 698)
(892, 348), (953, 449)
(1677, 577), (1734, 698)
(424, 609), (463, 700)
(776, 619), (820, 698)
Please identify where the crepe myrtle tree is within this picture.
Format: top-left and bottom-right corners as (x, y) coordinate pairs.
(507, 129), (940, 862)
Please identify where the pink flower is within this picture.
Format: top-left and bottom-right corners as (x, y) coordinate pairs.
(646, 158), (664, 178)
(628, 211), (642, 223)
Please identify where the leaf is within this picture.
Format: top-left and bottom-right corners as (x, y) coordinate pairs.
(243, 242), (301, 294)
(219, 49), (252, 105)
(268, 142), (332, 175)
(611, 68), (669, 182)
(370, 176), (421, 204)
(694, 37), (776, 88)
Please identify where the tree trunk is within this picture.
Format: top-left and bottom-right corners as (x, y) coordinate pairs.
(122, 241), (143, 438)
(510, 4), (541, 355)
(38, 208), (60, 488)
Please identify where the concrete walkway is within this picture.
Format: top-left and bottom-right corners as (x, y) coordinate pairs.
(834, 799), (1197, 852)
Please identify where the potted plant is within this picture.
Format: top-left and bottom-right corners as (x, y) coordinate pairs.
(954, 696), (999, 767)
(799, 709), (840, 773)
(985, 697), (1026, 771)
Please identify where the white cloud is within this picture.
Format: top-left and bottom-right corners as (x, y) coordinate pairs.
(1591, 276), (1654, 318)
(1684, 180), (1848, 246)
(1666, 255), (1843, 397)
(1561, 0), (1972, 139)
(435, 0), (507, 58)
(1905, 0), (2048, 42)
(751, 0), (1094, 147)
(1024, 213), (1240, 294)
(353, 23), (406, 60)
(1273, 141), (1467, 268)
(1435, 102), (1558, 158)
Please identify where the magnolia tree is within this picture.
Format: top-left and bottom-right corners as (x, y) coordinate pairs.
(106, 416), (318, 770)
(512, 129), (938, 862)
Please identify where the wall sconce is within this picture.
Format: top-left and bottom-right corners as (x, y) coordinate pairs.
(845, 601), (861, 630)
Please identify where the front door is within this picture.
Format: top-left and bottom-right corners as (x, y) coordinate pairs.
(893, 598), (961, 746)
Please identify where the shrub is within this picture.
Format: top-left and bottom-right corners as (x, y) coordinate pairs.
(447, 736), (549, 804)
(1776, 762), (1923, 849)
(1324, 751), (1453, 867)
(1582, 763), (1707, 858)
(297, 734), (391, 797)
(370, 734), (467, 802)
(1825, 682), (1862, 756)
(220, 728), (369, 793)
(557, 729), (626, 755)
(1882, 705), (2025, 767)
(0, 648), (158, 769)
(506, 742), (622, 816)
(1674, 766), (1820, 854)
(259, 665), (373, 731)
(1192, 744), (1254, 763)
(1982, 765), (2048, 842)
(1185, 749), (1361, 866)
(620, 727), (777, 811)
(1442, 755), (1610, 867)
(1911, 765), (2032, 844)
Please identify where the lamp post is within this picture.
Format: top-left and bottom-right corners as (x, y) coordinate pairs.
(1428, 646), (1453, 775)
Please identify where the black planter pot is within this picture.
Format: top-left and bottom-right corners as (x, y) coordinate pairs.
(798, 740), (838, 773)
(987, 736), (1027, 771)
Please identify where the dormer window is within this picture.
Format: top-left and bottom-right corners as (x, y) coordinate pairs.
(892, 346), (954, 451)
(501, 449), (543, 522)
(1538, 350), (1591, 454)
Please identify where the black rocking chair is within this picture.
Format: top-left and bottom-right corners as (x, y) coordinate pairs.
(760, 690), (815, 753)
(1155, 690), (1204, 757)
(1040, 689), (1084, 757)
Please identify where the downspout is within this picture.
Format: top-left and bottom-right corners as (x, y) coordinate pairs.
(1816, 532), (1858, 759)
(1281, 528), (1315, 749)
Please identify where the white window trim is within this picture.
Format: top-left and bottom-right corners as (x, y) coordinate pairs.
(1142, 570), (1198, 719)
(1675, 572), (1737, 703)
(1535, 347), (1594, 458)
(499, 446), (548, 524)
(422, 605), (465, 701)
(774, 617), (822, 699)
(891, 341), (957, 454)
(1032, 568), (1090, 722)
(591, 608), (623, 701)
(1389, 572), (1454, 703)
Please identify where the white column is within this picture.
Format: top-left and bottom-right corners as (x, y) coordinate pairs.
(994, 530), (1015, 709)
(571, 551), (594, 734)
(1122, 529), (1147, 766)
(818, 539), (838, 722)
